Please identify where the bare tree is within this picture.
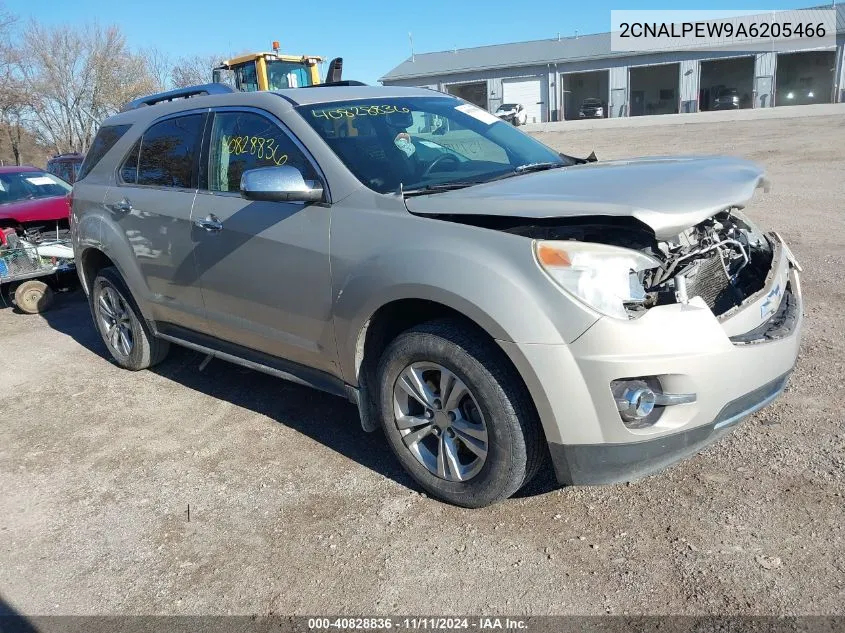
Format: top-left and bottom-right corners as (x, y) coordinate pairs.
(142, 46), (172, 92)
(0, 2), (26, 164)
(16, 21), (157, 153)
(171, 54), (222, 88)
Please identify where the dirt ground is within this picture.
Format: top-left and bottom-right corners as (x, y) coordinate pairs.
(1, 114), (843, 616)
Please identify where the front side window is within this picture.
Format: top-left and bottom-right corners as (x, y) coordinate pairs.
(266, 60), (312, 89)
(207, 111), (317, 193)
(122, 114), (203, 188)
(0, 170), (71, 205)
(297, 97), (566, 194)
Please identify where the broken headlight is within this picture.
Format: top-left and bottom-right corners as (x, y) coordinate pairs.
(534, 241), (662, 320)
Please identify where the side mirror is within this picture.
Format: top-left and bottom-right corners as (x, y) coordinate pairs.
(240, 166), (324, 203)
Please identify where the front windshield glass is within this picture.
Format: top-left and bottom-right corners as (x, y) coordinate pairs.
(0, 170), (71, 205)
(266, 60), (313, 89)
(297, 97), (567, 193)
(497, 103), (518, 111)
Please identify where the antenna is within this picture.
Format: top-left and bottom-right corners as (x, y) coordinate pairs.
(557, 32), (561, 41)
(409, 32), (414, 62)
(575, 29), (579, 39)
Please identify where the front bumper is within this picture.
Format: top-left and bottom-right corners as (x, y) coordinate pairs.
(549, 371), (790, 484)
(499, 236), (803, 485)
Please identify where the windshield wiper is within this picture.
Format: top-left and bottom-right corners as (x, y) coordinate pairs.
(402, 181), (483, 197)
(514, 161), (566, 173)
(401, 162), (567, 196)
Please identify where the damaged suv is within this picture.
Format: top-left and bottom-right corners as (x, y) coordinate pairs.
(72, 85), (803, 507)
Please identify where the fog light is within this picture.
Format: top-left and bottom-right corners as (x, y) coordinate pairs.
(611, 378), (696, 430)
(617, 385), (656, 421)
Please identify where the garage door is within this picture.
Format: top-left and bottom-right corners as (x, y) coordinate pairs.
(503, 77), (543, 123)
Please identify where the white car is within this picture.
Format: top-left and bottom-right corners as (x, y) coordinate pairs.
(495, 103), (528, 126)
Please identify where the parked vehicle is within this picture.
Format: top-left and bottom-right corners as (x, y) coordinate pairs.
(0, 166), (72, 235)
(71, 84), (803, 507)
(711, 87), (740, 110)
(494, 103), (527, 126)
(578, 97), (606, 119)
(781, 85), (818, 105)
(46, 152), (85, 184)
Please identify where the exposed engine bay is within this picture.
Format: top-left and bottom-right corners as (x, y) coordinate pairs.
(454, 208), (775, 320)
(638, 209), (774, 317)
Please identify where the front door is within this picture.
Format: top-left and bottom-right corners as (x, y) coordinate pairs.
(190, 109), (336, 374)
(610, 88), (627, 118)
(103, 112), (207, 331)
(754, 75), (773, 108)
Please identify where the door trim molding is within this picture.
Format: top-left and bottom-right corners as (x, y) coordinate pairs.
(155, 322), (351, 401)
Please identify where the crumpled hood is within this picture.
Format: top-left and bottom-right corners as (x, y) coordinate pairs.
(405, 156), (768, 240)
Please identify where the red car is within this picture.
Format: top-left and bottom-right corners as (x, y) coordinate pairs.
(0, 166), (72, 240)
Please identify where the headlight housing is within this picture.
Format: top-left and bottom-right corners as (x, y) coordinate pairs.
(534, 241), (662, 320)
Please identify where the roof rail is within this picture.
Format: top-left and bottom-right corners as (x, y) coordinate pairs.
(121, 83), (235, 112)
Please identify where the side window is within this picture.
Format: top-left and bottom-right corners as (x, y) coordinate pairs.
(77, 123), (132, 181)
(120, 140), (141, 184)
(207, 111), (317, 193)
(135, 114), (204, 189)
(235, 61), (259, 92)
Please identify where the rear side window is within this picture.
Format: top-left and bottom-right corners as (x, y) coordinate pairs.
(121, 114), (204, 188)
(77, 124), (131, 181)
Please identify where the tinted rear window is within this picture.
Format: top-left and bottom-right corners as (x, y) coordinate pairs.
(77, 124), (131, 181)
(134, 115), (204, 188)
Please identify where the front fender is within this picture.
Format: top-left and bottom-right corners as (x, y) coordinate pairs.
(330, 206), (599, 385)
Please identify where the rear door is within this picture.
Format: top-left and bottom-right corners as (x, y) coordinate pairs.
(190, 108), (336, 374)
(102, 111), (208, 331)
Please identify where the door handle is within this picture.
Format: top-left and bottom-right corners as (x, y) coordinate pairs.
(195, 214), (223, 232)
(109, 198), (133, 214)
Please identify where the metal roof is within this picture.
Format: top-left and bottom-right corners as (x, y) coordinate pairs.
(381, 4), (845, 81)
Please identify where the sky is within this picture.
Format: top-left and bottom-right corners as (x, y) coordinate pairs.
(3, 0), (825, 84)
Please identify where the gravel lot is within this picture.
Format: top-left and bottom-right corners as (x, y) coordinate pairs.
(1, 113), (843, 616)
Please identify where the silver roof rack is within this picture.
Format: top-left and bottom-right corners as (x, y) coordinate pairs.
(121, 83), (235, 112)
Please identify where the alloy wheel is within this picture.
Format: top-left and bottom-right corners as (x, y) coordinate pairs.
(96, 285), (134, 358)
(392, 362), (489, 482)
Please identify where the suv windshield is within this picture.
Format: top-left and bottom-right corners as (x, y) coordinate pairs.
(0, 170), (71, 205)
(297, 97), (567, 193)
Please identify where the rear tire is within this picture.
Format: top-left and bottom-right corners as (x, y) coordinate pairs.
(377, 319), (544, 508)
(14, 280), (54, 314)
(90, 267), (169, 371)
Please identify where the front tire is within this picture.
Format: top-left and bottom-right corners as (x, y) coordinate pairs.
(377, 319), (543, 508)
(90, 267), (169, 371)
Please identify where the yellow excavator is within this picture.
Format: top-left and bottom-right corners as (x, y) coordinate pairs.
(212, 42), (350, 91)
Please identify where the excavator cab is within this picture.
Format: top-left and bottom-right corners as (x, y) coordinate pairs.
(212, 42), (323, 91)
